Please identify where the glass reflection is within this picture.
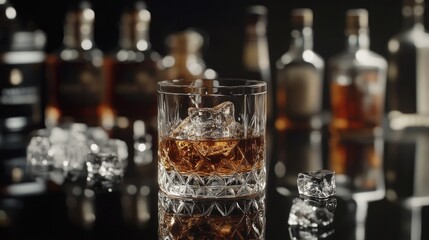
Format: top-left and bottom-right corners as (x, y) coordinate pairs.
(385, 131), (429, 240)
(158, 192), (265, 239)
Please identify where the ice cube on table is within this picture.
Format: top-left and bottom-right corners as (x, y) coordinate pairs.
(26, 136), (53, 175)
(297, 170), (336, 198)
(86, 139), (127, 190)
(172, 101), (243, 140)
(288, 197), (335, 228)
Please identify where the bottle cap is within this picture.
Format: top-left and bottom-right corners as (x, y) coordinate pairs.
(167, 30), (203, 54)
(346, 9), (368, 34)
(63, 1), (94, 47)
(402, 0), (424, 17)
(291, 8), (313, 28)
(246, 5), (267, 16)
(119, 1), (151, 49)
(403, 0), (424, 6)
(245, 5), (267, 36)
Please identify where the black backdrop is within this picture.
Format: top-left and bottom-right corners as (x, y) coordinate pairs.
(7, 0), (425, 109)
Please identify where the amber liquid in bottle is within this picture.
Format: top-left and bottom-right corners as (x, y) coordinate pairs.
(329, 9), (386, 136)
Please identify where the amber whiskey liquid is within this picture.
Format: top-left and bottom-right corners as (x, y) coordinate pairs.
(51, 59), (106, 126)
(159, 136), (264, 175)
(330, 69), (384, 134)
(158, 136), (266, 198)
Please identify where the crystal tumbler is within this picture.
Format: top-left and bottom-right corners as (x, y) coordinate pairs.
(157, 79), (267, 198)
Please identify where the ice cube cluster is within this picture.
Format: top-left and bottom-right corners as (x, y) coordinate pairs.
(26, 123), (128, 190)
(171, 101), (244, 140)
(288, 170), (337, 239)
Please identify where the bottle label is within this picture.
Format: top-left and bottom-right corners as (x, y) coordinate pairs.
(0, 63), (43, 124)
(58, 62), (104, 107)
(417, 47), (429, 114)
(111, 61), (158, 120)
(277, 65), (322, 117)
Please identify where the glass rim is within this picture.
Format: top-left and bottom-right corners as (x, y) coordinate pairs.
(157, 78), (267, 96)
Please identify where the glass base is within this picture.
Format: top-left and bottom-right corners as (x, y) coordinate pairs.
(158, 191), (266, 239)
(158, 163), (266, 198)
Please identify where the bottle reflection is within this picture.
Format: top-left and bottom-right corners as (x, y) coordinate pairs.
(158, 192), (265, 239)
(273, 130), (323, 195)
(121, 183), (151, 228)
(385, 131), (429, 240)
(329, 135), (385, 240)
(65, 185), (96, 229)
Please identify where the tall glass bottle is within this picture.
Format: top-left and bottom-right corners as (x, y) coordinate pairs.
(242, 5), (274, 163)
(387, 0), (429, 130)
(47, 1), (107, 127)
(106, 1), (161, 129)
(161, 30), (216, 80)
(329, 9), (387, 136)
(275, 9), (324, 131)
(0, 0), (46, 134)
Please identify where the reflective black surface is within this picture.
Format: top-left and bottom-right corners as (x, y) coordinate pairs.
(1, 128), (429, 239)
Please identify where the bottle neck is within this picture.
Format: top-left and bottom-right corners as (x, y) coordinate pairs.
(120, 21), (150, 51)
(63, 21), (94, 50)
(243, 28), (269, 72)
(289, 27), (313, 51)
(402, 6), (425, 31)
(346, 29), (369, 52)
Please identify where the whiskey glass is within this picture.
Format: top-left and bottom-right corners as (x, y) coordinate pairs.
(157, 79), (266, 198)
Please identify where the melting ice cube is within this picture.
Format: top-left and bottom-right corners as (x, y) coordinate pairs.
(172, 101), (243, 140)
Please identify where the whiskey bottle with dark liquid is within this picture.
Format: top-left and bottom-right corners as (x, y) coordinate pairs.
(47, 1), (108, 127)
(387, 0), (429, 130)
(329, 9), (387, 136)
(106, 1), (161, 128)
(0, 0), (46, 134)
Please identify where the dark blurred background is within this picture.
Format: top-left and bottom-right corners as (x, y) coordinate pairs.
(8, 0), (412, 78)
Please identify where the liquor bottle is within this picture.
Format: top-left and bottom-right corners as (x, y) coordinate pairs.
(242, 5), (274, 163)
(161, 30), (216, 80)
(47, 1), (107, 127)
(0, 0), (46, 134)
(106, 1), (161, 130)
(387, 0), (429, 130)
(329, 9), (387, 136)
(242, 5), (271, 85)
(275, 9), (324, 131)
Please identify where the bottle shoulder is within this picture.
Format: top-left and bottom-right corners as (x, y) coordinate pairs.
(389, 29), (429, 51)
(276, 49), (324, 70)
(110, 47), (161, 63)
(57, 47), (103, 62)
(329, 49), (387, 70)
